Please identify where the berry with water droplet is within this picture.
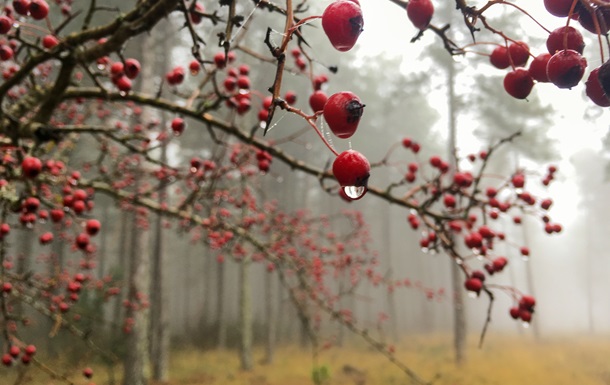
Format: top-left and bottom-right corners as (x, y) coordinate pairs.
(29, 0), (49, 20)
(332, 149), (370, 200)
(322, 0), (364, 52)
(546, 26), (584, 54)
(585, 67), (610, 107)
(323, 91), (365, 139)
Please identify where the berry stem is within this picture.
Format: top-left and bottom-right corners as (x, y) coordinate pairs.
(478, 1), (551, 34)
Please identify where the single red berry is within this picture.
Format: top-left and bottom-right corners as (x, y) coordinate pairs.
(110, 61), (124, 76)
(489, 45), (510, 69)
(443, 194), (456, 208)
(585, 67), (610, 107)
(189, 60), (200, 75)
(512, 173), (525, 188)
(171, 117), (185, 135)
(309, 90), (328, 113)
(546, 26), (584, 55)
(236, 75), (250, 89)
(464, 277), (483, 295)
(544, 0), (573, 17)
(519, 295), (536, 310)
(189, 2), (204, 24)
(547, 49), (587, 89)
(0, 16), (13, 34)
(214, 52), (226, 68)
(39, 232), (53, 244)
(83, 367), (93, 378)
(509, 306), (520, 319)
(528, 53), (551, 83)
(75, 233), (90, 250)
(22, 156), (42, 178)
(29, 0), (49, 20)
(114, 75), (132, 92)
(332, 149), (370, 200)
(504, 68), (534, 99)
(596, 59), (610, 98)
(9, 346), (20, 358)
(2, 353), (12, 366)
(24, 345), (36, 356)
(508, 41), (530, 67)
(85, 219), (101, 236)
(42, 35), (59, 49)
(0, 45), (13, 61)
(407, 0), (434, 30)
(124, 58), (141, 79)
(284, 90), (297, 104)
(323, 91), (365, 139)
(578, 7), (610, 34)
(322, 0), (364, 52)
(12, 0), (30, 16)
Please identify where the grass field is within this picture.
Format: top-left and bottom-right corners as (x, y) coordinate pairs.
(2, 333), (610, 385)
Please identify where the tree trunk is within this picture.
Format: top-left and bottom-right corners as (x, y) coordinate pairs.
(239, 255), (253, 370)
(122, 194), (150, 385)
(263, 269), (276, 364)
(447, 49), (467, 366)
(216, 258), (227, 348)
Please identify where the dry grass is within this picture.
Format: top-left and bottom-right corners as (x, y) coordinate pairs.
(3, 333), (610, 385)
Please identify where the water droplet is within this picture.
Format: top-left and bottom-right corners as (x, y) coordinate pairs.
(25, 222), (33, 229)
(522, 322), (530, 329)
(455, 259), (463, 265)
(343, 186), (366, 200)
(522, 256), (529, 262)
(97, 64), (106, 71)
(119, 91), (127, 97)
(421, 247), (429, 253)
(467, 292), (478, 299)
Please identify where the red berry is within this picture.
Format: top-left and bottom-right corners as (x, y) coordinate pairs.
(85, 219), (101, 236)
(171, 117), (185, 135)
(29, 0), (49, 20)
(189, 2), (204, 24)
(322, 0), (364, 52)
(236, 75), (250, 89)
(83, 367), (93, 378)
(464, 277), (483, 295)
(508, 41), (530, 67)
(189, 60), (200, 75)
(22, 156), (42, 178)
(75, 233), (90, 250)
(24, 345), (36, 356)
(0, 45), (13, 61)
(309, 90), (328, 113)
(585, 67), (610, 107)
(489, 45), (510, 69)
(547, 49), (587, 89)
(578, 7), (610, 34)
(114, 75), (132, 92)
(332, 150), (370, 200)
(284, 90), (297, 104)
(509, 306), (520, 319)
(544, 0), (573, 17)
(503, 68), (534, 99)
(0, 16), (13, 34)
(9, 346), (20, 358)
(407, 0), (434, 30)
(42, 35), (59, 49)
(39, 232), (53, 244)
(596, 59), (610, 99)
(12, 0), (30, 16)
(528, 53), (551, 83)
(2, 353), (12, 366)
(214, 52), (226, 68)
(546, 26), (584, 55)
(323, 91), (365, 139)
(124, 58), (141, 79)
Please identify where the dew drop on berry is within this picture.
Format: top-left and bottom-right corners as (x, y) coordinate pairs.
(343, 185), (366, 200)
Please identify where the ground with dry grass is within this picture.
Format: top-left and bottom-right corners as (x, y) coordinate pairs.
(2, 333), (610, 385)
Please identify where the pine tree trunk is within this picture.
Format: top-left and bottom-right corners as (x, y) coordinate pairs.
(447, 49), (467, 366)
(264, 269), (276, 364)
(122, 192), (150, 385)
(216, 259), (227, 348)
(239, 255), (253, 370)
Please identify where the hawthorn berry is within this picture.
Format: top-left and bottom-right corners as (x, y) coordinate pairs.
(29, 0), (49, 20)
(489, 45), (510, 69)
(322, 0), (364, 52)
(544, 0), (573, 17)
(546, 26), (584, 55)
(42, 35), (59, 49)
(547, 49), (587, 89)
(508, 41), (530, 67)
(22, 156), (42, 178)
(124, 58), (141, 79)
(407, 0), (434, 30)
(464, 277), (483, 295)
(528, 53), (551, 83)
(503, 68), (534, 99)
(323, 91), (365, 139)
(309, 90), (328, 113)
(86, 219), (101, 236)
(597, 59), (610, 97)
(0, 16), (13, 34)
(171, 117), (185, 135)
(13, 0), (30, 16)
(585, 67), (610, 107)
(332, 149), (370, 200)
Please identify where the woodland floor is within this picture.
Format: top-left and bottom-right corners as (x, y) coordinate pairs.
(2, 333), (610, 385)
